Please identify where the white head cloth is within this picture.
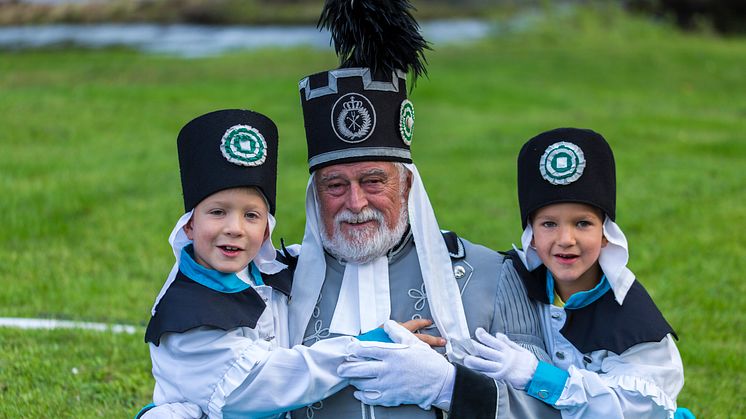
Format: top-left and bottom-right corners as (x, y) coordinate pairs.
(150, 209), (286, 315)
(513, 215), (635, 304)
(288, 164), (475, 361)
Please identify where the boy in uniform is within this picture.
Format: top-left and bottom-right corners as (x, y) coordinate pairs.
(463, 128), (687, 418)
(140, 109), (363, 418)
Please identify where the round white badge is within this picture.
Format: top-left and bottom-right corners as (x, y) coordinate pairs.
(220, 125), (267, 166)
(331, 93), (376, 143)
(539, 141), (586, 185)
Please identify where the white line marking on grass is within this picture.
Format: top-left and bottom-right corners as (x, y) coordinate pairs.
(0, 317), (138, 334)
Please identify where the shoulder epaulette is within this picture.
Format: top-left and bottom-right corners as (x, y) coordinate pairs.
(441, 230), (465, 259)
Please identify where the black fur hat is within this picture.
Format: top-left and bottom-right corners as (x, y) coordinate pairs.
(177, 109), (278, 214)
(517, 128), (616, 227)
(299, 0), (429, 172)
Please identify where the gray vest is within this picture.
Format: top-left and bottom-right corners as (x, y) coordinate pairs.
(292, 231), (555, 419)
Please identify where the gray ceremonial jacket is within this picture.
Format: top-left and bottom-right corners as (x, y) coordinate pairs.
(291, 231), (560, 419)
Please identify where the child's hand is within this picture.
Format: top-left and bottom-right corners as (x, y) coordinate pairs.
(400, 318), (446, 347)
(463, 328), (539, 390)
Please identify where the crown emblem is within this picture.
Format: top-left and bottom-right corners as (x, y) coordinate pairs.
(331, 93), (376, 143)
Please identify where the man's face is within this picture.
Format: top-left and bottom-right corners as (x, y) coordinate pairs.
(315, 161), (411, 262)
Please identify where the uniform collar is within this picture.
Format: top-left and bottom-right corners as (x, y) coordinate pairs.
(179, 245), (262, 293)
(546, 270), (611, 309)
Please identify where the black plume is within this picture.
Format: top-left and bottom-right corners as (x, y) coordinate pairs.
(318, 0), (430, 84)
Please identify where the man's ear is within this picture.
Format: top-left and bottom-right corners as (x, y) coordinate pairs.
(601, 235), (609, 248)
(404, 170), (413, 196)
(184, 218), (194, 240)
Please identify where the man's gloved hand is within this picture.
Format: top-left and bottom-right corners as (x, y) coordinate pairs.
(463, 328), (539, 390)
(338, 320), (455, 409)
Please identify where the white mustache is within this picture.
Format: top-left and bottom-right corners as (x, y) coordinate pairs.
(335, 208), (384, 225)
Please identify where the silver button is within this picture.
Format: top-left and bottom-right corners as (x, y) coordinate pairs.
(555, 351), (565, 360)
(262, 297), (269, 302)
(583, 355), (593, 364)
(537, 389), (549, 399)
(454, 265), (466, 279)
(264, 335), (275, 341)
(551, 312), (561, 319)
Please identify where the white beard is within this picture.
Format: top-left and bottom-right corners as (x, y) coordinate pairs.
(321, 205), (409, 264)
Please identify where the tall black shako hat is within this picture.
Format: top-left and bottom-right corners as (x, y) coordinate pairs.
(300, 0), (429, 172)
(177, 109), (278, 214)
(518, 128), (616, 228)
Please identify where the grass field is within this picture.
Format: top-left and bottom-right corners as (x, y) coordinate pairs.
(1, 6), (745, 418)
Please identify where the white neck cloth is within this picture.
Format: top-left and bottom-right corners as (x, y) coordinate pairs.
(513, 215), (635, 304)
(288, 164), (474, 361)
(150, 210), (286, 315)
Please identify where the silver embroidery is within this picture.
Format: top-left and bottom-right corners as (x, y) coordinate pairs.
(305, 400), (323, 418)
(312, 294), (322, 319)
(407, 283), (427, 311)
(303, 319), (330, 344)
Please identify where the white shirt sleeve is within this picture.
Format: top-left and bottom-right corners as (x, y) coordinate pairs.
(150, 327), (354, 419)
(554, 334), (684, 419)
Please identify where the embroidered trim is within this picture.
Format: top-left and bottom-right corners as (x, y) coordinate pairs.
(399, 99), (415, 145)
(305, 400), (323, 418)
(408, 283), (427, 311)
(539, 141), (586, 185)
(308, 147), (411, 169)
(299, 68), (406, 100)
(220, 124), (267, 167)
(302, 319), (330, 344)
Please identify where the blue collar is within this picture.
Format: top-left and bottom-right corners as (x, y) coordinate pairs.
(546, 270), (610, 309)
(179, 245), (264, 293)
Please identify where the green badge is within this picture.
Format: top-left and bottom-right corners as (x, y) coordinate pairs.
(539, 141), (586, 185)
(399, 99), (415, 145)
(220, 125), (267, 167)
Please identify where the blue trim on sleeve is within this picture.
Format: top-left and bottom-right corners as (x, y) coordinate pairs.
(134, 402), (155, 419)
(356, 328), (393, 343)
(526, 361), (569, 405)
(675, 407), (696, 419)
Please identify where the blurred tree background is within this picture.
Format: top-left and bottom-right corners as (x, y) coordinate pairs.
(1, 0), (745, 35)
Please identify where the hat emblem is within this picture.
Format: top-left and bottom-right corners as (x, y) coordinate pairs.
(331, 93), (376, 143)
(399, 99), (415, 145)
(220, 124), (267, 167)
(539, 141), (586, 185)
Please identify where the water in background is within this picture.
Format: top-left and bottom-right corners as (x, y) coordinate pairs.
(0, 20), (493, 58)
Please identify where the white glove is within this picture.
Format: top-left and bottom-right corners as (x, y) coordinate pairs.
(337, 320), (455, 409)
(463, 328), (539, 390)
(140, 402), (203, 419)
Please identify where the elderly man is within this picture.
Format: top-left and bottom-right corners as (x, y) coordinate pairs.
(285, 1), (560, 418)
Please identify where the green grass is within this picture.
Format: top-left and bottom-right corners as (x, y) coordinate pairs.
(1, 7), (745, 418)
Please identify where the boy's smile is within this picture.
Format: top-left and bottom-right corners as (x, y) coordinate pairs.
(530, 202), (608, 300)
(184, 187), (270, 273)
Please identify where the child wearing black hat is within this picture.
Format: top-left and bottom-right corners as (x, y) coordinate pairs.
(137, 109), (370, 419)
(463, 128), (689, 419)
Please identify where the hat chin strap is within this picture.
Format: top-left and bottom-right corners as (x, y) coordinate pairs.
(516, 216), (635, 305)
(150, 210), (284, 316)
